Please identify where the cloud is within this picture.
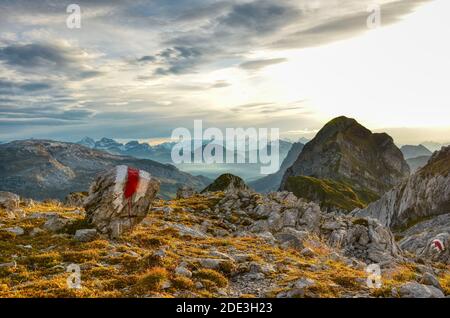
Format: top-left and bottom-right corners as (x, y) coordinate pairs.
(239, 58), (287, 70)
(0, 0), (437, 141)
(0, 42), (102, 80)
(136, 46), (205, 76)
(217, 1), (301, 34)
(0, 79), (52, 94)
(272, 0), (432, 49)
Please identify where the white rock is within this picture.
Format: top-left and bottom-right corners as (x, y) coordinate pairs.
(175, 266), (192, 278)
(4, 226), (24, 236)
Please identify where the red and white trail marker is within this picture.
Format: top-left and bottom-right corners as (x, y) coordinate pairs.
(113, 165), (151, 210)
(431, 239), (445, 253)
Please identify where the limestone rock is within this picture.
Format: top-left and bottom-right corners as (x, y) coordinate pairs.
(398, 282), (444, 298)
(84, 165), (160, 238)
(43, 216), (71, 232)
(398, 214), (450, 263)
(212, 189), (401, 265)
(354, 146), (450, 231)
(176, 186), (197, 199)
(420, 272), (443, 291)
(74, 229), (98, 242)
(175, 266), (192, 278)
(3, 226), (24, 236)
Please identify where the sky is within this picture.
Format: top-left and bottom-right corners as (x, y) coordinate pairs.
(0, 0), (449, 145)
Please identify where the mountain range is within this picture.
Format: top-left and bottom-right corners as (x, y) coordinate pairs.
(77, 137), (294, 181)
(0, 140), (209, 200)
(249, 142), (304, 193)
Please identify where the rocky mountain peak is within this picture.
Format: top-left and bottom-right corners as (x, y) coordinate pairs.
(280, 116), (410, 211)
(401, 144), (432, 160)
(78, 137), (96, 148)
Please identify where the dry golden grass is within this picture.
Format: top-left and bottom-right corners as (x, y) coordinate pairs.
(1, 198), (449, 298)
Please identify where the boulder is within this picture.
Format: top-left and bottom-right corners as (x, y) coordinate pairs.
(3, 226), (24, 236)
(84, 165), (160, 238)
(176, 186), (197, 199)
(0, 192), (20, 211)
(398, 282), (444, 298)
(175, 266), (192, 278)
(420, 272), (443, 291)
(399, 215), (450, 263)
(74, 229), (98, 242)
(43, 216), (71, 232)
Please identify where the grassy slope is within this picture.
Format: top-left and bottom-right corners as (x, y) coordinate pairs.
(284, 176), (380, 212)
(1, 198), (448, 298)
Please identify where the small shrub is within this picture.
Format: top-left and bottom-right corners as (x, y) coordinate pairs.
(139, 267), (168, 290)
(171, 276), (194, 290)
(193, 269), (228, 288)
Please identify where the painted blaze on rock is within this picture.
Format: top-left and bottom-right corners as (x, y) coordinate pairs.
(84, 165), (160, 238)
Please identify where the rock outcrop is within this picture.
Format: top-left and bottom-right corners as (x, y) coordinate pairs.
(280, 116), (410, 211)
(354, 146), (450, 231)
(84, 165), (160, 238)
(210, 190), (401, 265)
(398, 213), (450, 264)
(201, 174), (249, 193)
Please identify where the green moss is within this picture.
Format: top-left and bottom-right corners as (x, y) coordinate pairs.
(284, 176), (379, 212)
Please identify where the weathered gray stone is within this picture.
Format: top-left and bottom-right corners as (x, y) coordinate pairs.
(3, 226), (24, 236)
(74, 229), (98, 242)
(175, 266), (192, 278)
(84, 165), (160, 238)
(420, 272), (443, 291)
(43, 216), (70, 232)
(398, 282), (445, 298)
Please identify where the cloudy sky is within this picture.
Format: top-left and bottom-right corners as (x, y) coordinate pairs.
(0, 0), (449, 144)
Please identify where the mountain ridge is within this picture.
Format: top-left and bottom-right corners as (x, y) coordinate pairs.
(0, 139), (209, 200)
